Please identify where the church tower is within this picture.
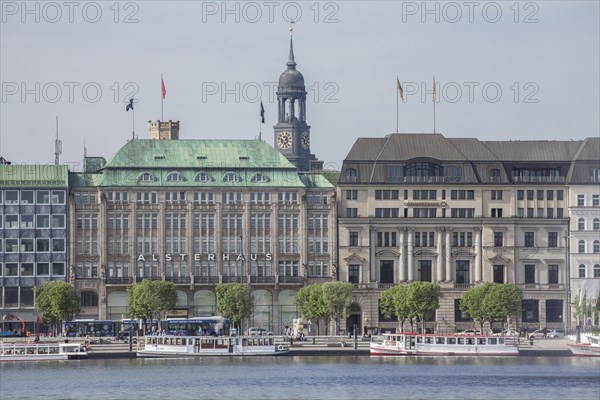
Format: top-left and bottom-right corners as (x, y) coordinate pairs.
(273, 32), (319, 171)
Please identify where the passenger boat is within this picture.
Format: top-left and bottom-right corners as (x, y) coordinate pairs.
(137, 335), (290, 357)
(0, 341), (88, 361)
(370, 332), (519, 356)
(568, 335), (600, 357)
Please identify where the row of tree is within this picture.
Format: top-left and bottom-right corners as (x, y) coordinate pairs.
(380, 281), (523, 333)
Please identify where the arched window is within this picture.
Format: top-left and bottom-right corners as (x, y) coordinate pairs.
(578, 264), (586, 278)
(489, 168), (501, 182)
(578, 240), (586, 253)
(406, 162), (441, 177)
(80, 291), (98, 307)
(346, 168), (357, 182)
(578, 218), (585, 231)
(194, 172), (212, 183)
(139, 172), (155, 182)
(593, 240), (600, 254)
(223, 172), (240, 182)
(166, 172), (183, 182)
(593, 218), (600, 231)
(250, 172), (268, 183)
(595, 264), (600, 278)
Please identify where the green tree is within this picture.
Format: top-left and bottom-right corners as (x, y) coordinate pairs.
(380, 285), (413, 331)
(322, 282), (353, 335)
(34, 281), (80, 334)
(127, 279), (177, 332)
(294, 284), (328, 335)
(482, 284), (523, 331)
(216, 283), (254, 334)
(460, 282), (494, 332)
(407, 281), (441, 333)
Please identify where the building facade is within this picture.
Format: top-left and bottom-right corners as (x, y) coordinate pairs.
(337, 134), (599, 334)
(0, 165), (69, 334)
(68, 130), (336, 334)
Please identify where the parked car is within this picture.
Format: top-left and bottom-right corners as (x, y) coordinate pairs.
(247, 327), (273, 336)
(528, 328), (560, 339)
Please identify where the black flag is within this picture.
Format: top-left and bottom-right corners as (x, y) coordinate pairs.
(126, 98), (134, 111)
(260, 101), (265, 123)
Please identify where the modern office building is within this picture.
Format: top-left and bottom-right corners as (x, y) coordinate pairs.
(337, 133), (599, 334)
(0, 165), (69, 334)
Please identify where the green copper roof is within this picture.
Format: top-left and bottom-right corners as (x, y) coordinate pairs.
(105, 139), (295, 169)
(71, 139), (333, 188)
(0, 165), (69, 187)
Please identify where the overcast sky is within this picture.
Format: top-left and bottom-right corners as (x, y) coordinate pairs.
(1, 1), (598, 170)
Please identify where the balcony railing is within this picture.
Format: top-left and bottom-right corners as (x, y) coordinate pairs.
(194, 276), (219, 284)
(250, 276), (276, 284)
(106, 277), (133, 285)
(166, 276), (191, 284)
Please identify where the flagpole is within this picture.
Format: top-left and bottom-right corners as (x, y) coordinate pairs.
(432, 76), (437, 134)
(161, 74), (164, 121)
(396, 84), (399, 133)
(132, 106), (135, 139)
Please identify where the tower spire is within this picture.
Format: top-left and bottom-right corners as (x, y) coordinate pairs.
(287, 21), (296, 68)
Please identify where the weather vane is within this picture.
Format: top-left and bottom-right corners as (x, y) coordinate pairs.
(289, 20), (295, 35)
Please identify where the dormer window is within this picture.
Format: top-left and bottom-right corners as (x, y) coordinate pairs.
(223, 172), (240, 182)
(166, 172), (183, 182)
(195, 172), (212, 183)
(139, 172), (155, 182)
(489, 168), (501, 182)
(346, 168), (357, 182)
(250, 172), (268, 183)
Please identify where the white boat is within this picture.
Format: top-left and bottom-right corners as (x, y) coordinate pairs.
(0, 341), (88, 361)
(568, 335), (600, 357)
(137, 335), (290, 357)
(370, 332), (519, 356)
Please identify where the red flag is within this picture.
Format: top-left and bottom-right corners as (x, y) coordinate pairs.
(161, 77), (166, 99)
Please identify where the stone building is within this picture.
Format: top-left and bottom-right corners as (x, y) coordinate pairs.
(337, 133), (599, 334)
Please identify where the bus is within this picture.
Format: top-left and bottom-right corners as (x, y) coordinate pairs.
(164, 316), (231, 336)
(64, 319), (117, 338)
(120, 319), (159, 337)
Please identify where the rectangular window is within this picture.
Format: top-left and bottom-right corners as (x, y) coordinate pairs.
(456, 260), (470, 284)
(547, 208), (554, 218)
(524, 232), (535, 247)
(593, 194), (600, 207)
(546, 300), (563, 323)
(522, 299), (539, 322)
(346, 190), (357, 200)
(36, 190), (50, 204)
(577, 194), (585, 206)
(527, 208), (534, 218)
(346, 208), (358, 218)
(537, 208), (543, 218)
(494, 232), (503, 247)
(21, 190), (34, 204)
(418, 260), (432, 282)
(557, 190), (564, 200)
(5, 190), (18, 204)
(537, 190), (544, 200)
(527, 190), (534, 200)
(557, 208), (564, 218)
(491, 190), (503, 200)
(51, 190), (65, 204)
(348, 264), (359, 284)
(36, 215), (50, 228)
(386, 165), (403, 182)
(20, 263), (34, 276)
(525, 264), (535, 284)
(493, 265), (504, 284)
(517, 208), (524, 218)
(51, 215), (65, 228)
(546, 190), (554, 200)
(548, 232), (558, 248)
(52, 263), (65, 276)
(491, 208), (503, 218)
(379, 260), (394, 284)
(349, 232), (358, 247)
(548, 265), (559, 284)
(37, 263), (50, 276)
(517, 190), (524, 200)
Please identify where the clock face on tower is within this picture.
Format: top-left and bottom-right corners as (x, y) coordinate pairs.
(277, 131), (292, 149)
(301, 132), (310, 149)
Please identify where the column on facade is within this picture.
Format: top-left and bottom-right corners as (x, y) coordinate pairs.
(445, 228), (452, 282)
(186, 201), (194, 282)
(272, 202), (279, 282)
(215, 202), (222, 281)
(243, 201), (251, 281)
(398, 228), (406, 282)
(299, 193), (307, 278)
(370, 227), (377, 282)
(436, 228), (444, 282)
(475, 228), (482, 283)
(158, 201), (166, 279)
(130, 201), (137, 281)
(68, 197), (76, 283)
(329, 195), (337, 279)
(98, 196), (107, 319)
(407, 228), (414, 281)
